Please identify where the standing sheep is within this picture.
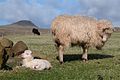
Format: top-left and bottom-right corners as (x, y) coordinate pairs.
(51, 15), (113, 63)
(32, 28), (40, 35)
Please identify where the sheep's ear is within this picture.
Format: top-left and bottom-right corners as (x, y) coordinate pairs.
(97, 22), (110, 33)
(104, 28), (113, 34)
(102, 28), (109, 32)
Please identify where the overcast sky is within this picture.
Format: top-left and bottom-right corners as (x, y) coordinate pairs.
(0, 0), (120, 28)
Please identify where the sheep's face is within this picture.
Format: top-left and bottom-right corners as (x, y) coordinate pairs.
(101, 28), (113, 42)
(96, 20), (113, 50)
(21, 50), (32, 59)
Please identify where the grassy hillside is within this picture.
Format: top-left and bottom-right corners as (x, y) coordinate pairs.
(0, 32), (120, 80)
(0, 20), (50, 36)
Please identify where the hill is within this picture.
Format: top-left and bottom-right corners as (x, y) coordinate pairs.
(11, 20), (37, 27)
(0, 20), (50, 36)
(114, 27), (120, 32)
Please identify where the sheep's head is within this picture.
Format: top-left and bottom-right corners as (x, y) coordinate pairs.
(96, 19), (113, 50)
(21, 50), (32, 59)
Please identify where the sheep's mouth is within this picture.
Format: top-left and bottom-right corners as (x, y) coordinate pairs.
(96, 46), (102, 50)
(21, 55), (25, 59)
(21, 57), (25, 59)
(96, 42), (106, 50)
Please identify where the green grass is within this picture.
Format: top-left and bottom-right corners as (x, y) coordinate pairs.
(0, 32), (120, 80)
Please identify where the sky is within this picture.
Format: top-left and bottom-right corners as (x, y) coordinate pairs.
(0, 0), (120, 28)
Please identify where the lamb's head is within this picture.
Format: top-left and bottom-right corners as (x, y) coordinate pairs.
(96, 19), (113, 50)
(21, 50), (32, 59)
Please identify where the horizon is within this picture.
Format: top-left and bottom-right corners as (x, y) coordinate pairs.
(0, 0), (120, 28)
(0, 20), (50, 29)
(0, 19), (120, 29)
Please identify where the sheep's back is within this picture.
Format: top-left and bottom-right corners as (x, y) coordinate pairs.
(51, 15), (98, 45)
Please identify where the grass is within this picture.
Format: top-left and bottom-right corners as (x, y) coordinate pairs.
(0, 32), (120, 80)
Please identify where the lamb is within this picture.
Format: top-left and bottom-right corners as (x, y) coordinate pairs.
(21, 50), (52, 70)
(51, 15), (113, 63)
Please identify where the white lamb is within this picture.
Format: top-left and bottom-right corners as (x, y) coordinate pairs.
(21, 50), (52, 70)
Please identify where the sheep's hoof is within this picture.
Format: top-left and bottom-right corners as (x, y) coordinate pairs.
(48, 67), (52, 70)
(82, 59), (88, 62)
(60, 61), (64, 64)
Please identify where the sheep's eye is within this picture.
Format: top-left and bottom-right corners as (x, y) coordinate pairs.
(26, 53), (29, 55)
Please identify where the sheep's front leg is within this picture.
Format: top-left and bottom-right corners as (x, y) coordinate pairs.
(82, 46), (88, 62)
(58, 45), (64, 64)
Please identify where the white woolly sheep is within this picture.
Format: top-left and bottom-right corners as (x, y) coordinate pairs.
(51, 15), (113, 63)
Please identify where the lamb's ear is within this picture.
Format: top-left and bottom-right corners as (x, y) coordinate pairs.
(29, 50), (32, 54)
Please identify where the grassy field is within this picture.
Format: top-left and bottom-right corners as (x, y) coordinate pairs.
(0, 32), (120, 80)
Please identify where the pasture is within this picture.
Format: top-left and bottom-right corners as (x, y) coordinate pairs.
(0, 32), (120, 80)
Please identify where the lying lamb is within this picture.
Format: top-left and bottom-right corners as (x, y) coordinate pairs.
(21, 50), (52, 70)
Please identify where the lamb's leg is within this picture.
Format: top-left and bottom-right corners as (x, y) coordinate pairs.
(33, 65), (45, 70)
(58, 45), (64, 64)
(82, 46), (88, 62)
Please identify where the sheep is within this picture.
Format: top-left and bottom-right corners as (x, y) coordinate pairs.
(32, 28), (40, 35)
(0, 38), (13, 69)
(0, 39), (28, 70)
(0, 38), (14, 57)
(21, 50), (52, 70)
(12, 41), (28, 57)
(0, 43), (6, 69)
(51, 15), (113, 63)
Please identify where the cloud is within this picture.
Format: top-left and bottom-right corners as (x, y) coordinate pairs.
(0, 0), (120, 28)
(0, 0), (73, 27)
(79, 0), (120, 25)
